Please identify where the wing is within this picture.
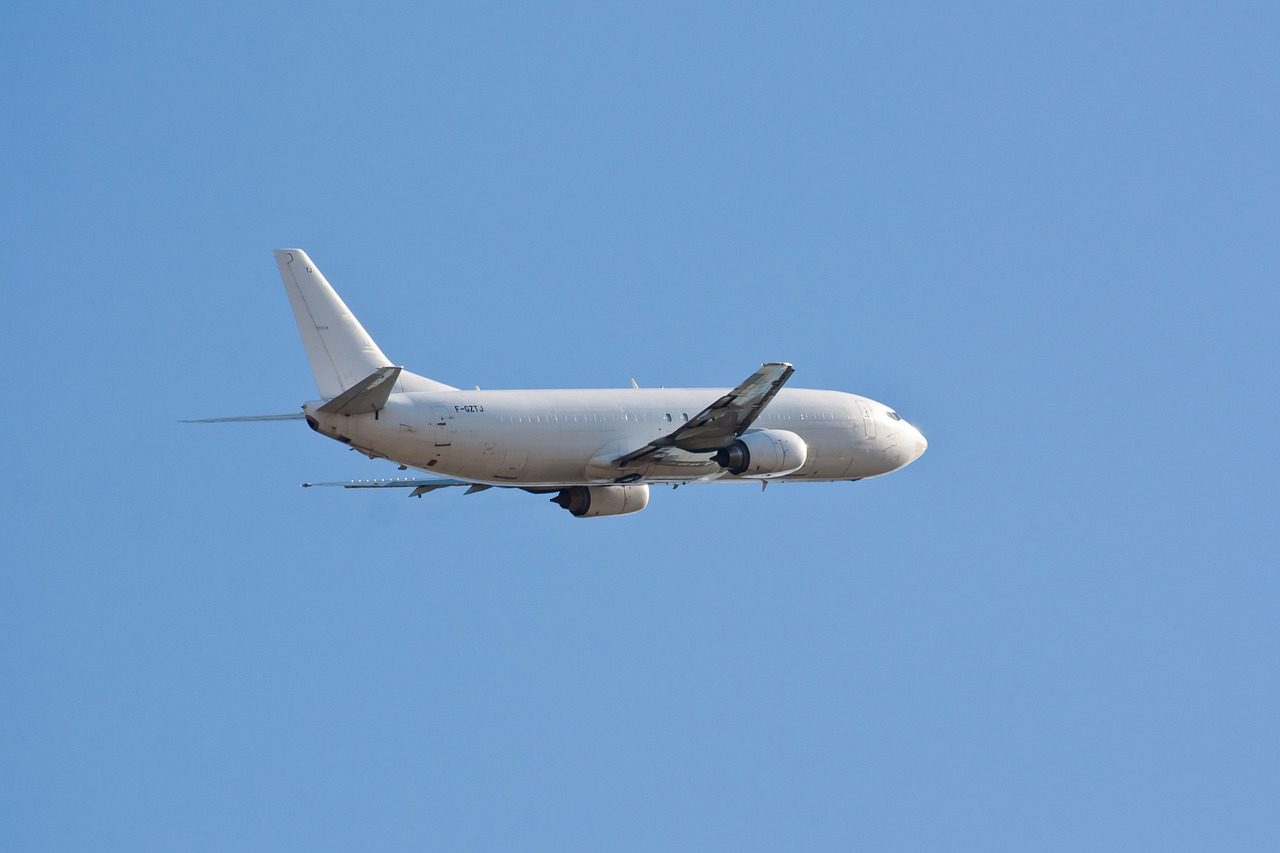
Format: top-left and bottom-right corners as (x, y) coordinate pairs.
(301, 476), (493, 497)
(616, 362), (795, 465)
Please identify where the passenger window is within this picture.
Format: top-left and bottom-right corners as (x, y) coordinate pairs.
(665, 413), (672, 422)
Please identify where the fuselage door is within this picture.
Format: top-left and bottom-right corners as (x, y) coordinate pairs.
(429, 404), (455, 447)
(858, 399), (877, 440)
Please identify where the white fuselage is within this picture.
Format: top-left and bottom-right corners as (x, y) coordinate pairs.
(305, 387), (927, 487)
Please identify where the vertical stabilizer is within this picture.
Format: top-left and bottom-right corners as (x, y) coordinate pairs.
(275, 249), (389, 398)
(275, 249), (455, 398)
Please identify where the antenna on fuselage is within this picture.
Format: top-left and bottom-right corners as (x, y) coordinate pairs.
(630, 378), (639, 389)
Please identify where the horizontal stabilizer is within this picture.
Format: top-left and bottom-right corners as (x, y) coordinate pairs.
(181, 412), (305, 423)
(301, 475), (485, 497)
(317, 366), (402, 416)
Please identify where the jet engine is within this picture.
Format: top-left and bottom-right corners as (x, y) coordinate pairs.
(712, 429), (808, 478)
(551, 484), (650, 518)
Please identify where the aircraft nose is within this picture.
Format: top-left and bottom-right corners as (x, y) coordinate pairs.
(905, 425), (928, 465)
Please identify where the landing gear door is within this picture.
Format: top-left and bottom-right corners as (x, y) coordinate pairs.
(429, 404), (455, 447)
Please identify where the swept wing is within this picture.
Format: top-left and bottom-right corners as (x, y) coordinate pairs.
(615, 362), (794, 466)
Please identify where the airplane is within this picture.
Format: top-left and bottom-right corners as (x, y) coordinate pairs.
(185, 249), (927, 517)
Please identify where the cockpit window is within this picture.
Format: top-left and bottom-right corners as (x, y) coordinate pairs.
(887, 410), (902, 421)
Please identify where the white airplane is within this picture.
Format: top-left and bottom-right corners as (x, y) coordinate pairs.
(187, 249), (927, 517)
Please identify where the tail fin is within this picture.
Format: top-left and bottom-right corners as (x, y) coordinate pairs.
(274, 249), (453, 397)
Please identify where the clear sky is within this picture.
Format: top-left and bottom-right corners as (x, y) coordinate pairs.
(3, 2), (1278, 849)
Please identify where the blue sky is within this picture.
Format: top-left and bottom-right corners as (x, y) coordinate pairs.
(2, 2), (1278, 849)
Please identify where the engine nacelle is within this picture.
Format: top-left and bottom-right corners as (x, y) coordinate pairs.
(712, 429), (808, 478)
(551, 484), (650, 518)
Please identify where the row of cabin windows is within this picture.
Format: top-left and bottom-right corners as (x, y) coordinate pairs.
(494, 412), (691, 424)
(490, 410), (849, 424)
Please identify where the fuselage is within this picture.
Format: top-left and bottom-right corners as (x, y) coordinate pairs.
(305, 386), (927, 487)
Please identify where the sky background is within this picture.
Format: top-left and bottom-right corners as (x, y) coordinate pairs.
(3, 2), (1278, 849)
